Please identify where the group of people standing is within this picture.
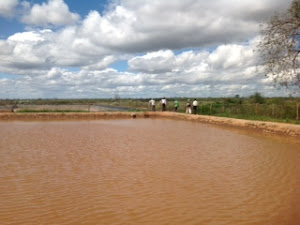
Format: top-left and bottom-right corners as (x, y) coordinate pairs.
(149, 98), (198, 114)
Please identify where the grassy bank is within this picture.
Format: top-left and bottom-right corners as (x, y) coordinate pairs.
(1, 97), (299, 124)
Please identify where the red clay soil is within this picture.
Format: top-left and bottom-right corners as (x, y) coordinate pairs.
(0, 112), (299, 136)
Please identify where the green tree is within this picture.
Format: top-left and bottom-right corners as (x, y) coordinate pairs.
(250, 92), (265, 104)
(258, 0), (300, 92)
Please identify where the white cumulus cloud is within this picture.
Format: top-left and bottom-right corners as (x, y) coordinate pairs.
(0, 0), (18, 18)
(21, 0), (80, 27)
(0, 0), (296, 98)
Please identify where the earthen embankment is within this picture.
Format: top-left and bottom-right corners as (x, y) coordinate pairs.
(0, 112), (299, 136)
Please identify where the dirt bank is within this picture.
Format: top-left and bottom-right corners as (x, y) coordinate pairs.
(0, 112), (299, 136)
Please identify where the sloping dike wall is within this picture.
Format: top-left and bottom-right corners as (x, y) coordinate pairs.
(0, 112), (300, 137)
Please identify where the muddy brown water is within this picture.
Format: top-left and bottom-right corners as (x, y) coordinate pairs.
(0, 119), (299, 225)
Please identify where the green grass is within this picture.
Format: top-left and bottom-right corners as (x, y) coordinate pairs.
(214, 113), (300, 124)
(2, 97), (299, 124)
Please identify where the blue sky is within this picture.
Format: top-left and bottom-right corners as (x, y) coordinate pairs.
(0, 0), (296, 99)
(0, 0), (110, 37)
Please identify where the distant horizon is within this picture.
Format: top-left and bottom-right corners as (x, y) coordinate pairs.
(1, 95), (300, 101)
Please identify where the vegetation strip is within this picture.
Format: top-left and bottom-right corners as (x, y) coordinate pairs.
(0, 112), (299, 137)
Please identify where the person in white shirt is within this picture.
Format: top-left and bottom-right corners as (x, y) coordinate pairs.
(149, 99), (156, 111)
(161, 97), (167, 111)
(186, 99), (192, 114)
(192, 99), (198, 114)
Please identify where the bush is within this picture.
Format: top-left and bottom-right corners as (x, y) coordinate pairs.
(250, 92), (265, 104)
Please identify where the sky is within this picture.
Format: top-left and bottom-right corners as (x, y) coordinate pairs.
(0, 0), (296, 99)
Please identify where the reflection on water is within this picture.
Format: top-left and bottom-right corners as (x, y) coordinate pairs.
(0, 119), (299, 225)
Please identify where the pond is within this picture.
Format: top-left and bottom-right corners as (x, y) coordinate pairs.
(0, 119), (299, 225)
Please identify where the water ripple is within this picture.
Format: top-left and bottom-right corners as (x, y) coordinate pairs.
(0, 119), (299, 225)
